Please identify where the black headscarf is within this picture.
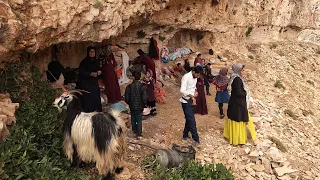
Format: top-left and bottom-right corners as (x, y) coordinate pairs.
(76, 46), (102, 112)
(137, 49), (145, 56)
(86, 46), (96, 60)
(149, 37), (159, 59)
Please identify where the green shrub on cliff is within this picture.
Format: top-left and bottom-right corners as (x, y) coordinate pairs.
(0, 63), (93, 179)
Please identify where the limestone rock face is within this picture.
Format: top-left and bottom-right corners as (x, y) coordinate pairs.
(0, 0), (168, 62)
(0, 0), (319, 63)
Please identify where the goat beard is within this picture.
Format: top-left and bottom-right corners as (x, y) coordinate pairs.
(53, 105), (63, 113)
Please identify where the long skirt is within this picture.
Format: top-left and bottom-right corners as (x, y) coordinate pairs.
(223, 113), (257, 145)
(195, 83), (208, 115)
(215, 89), (230, 103)
(102, 64), (122, 104)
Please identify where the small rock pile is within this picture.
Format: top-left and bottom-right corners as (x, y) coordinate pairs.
(0, 93), (19, 142)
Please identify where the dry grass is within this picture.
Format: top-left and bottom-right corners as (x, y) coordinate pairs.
(248, 55), (254, 59)
(268, 136), (287, 152)
(307, 80), (315, 86)
(245, 27), (253, 37)
(274, 80), (285, 89)
(278, 51), (285, 56)
(270, 44), (278, 49)
(158, 36), (166, 41)
(302, 109), (314, 117)
(137, 30), (146, 39)
(284, 109), (297, 120)
(93, 1), (102, 9)
(167, 26), (174, 32)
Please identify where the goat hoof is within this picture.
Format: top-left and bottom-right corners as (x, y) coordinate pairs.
(70, 161), (79, 168)
(102, 172), (115, 180)
(71, 161), (87, 168)
(115, 167), (124, 174)
(78, 161), (87, 168)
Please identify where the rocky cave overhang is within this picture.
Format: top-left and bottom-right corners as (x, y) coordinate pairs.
(0, 0), (319, 67)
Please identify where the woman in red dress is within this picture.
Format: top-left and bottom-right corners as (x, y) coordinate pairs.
(195, 74), (208, 115)
(101, 47), (122, 104)
(137, 49), (156, 81)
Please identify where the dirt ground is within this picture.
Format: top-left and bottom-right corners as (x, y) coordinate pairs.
(117, 79), (228, 179)
(115, 54), (239, 179)
(116, 42), (320, 180)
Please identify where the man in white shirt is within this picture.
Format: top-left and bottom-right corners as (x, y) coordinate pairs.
(180, 66), (203, 147)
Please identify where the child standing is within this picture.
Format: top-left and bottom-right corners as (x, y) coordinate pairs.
(125, 71), (148, 139)
(212, 68), (230, 119)
(143, 69), (157, 115)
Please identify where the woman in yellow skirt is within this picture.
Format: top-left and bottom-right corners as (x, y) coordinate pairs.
(223, 64), (257, 145)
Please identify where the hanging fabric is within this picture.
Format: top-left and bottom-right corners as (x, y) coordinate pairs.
(118, 51), (130, 85)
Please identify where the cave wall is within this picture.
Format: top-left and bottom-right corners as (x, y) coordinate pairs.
(29, 42), (90, 71)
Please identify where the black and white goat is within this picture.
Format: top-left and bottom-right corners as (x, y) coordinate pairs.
(53, 90), (126, 179)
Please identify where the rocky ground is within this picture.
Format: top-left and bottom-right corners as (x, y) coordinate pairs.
(115, 41), (320, 180)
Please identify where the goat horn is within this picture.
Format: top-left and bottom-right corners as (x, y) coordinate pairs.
(68, 89), (90, 95)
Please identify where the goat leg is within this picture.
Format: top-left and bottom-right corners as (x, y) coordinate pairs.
(102, 172), (115, 180)
(70, 144), (82, 168)
(70, 145), (93, 168)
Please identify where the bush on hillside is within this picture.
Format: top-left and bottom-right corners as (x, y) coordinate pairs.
(142, 155), (234, 180)
(0, 62), (94, 179)
(245, 27), (253, 37)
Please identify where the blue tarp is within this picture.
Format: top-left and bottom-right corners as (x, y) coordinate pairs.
(110, 102), (127, 112)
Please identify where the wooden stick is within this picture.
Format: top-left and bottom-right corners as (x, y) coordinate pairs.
(127, 138), (162, 150)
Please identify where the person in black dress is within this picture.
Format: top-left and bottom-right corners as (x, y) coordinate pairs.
(76, 47), (102, 112)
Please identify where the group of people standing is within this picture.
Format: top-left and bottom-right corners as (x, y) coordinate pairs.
(48, 44), (257, 146)
(47, 40), (161, 140)
(180, 59), (257, 147)
(74, 46), (158, 116)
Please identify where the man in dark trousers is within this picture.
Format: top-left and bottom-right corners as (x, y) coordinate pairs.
(180, 66), (203, 147)
(125, 71), (148, 140)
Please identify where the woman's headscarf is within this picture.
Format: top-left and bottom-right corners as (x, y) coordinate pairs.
(86, 46), (96, 58)
(149, 37), (159, 59)
(137, 49), (145, 56)
(229, 64), (246, 87)
(213, 68), (229, 86)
